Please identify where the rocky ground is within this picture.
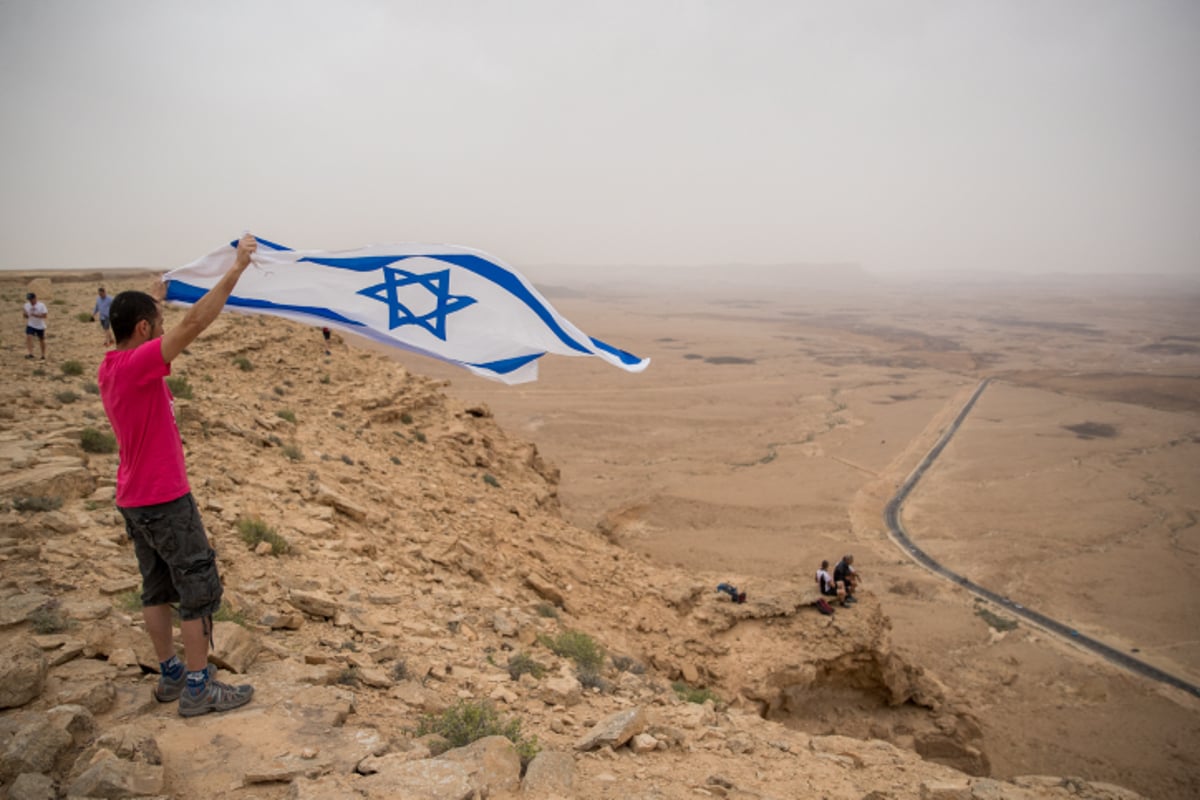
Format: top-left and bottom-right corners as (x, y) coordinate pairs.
(0, 272), (1148, 799)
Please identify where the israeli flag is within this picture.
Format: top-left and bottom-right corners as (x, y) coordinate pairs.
(163, 236), (649, 384)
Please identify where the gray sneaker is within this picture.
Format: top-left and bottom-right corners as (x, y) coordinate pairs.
(178, 678), (254, 717)
(154, 664), (215, 703)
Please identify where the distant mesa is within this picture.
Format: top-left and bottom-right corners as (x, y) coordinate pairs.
(1136, 341), (1199, 356)
(682, 354), (756, 365)
(1062, 422), (1118, 439)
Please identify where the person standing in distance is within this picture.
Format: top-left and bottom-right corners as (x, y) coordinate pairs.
(23, 292), (48, 360)
(93, 287), (114, 347)
(98, 234), (258, 716)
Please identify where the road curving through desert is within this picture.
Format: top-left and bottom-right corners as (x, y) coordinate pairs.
(884, 378), (1200, 699)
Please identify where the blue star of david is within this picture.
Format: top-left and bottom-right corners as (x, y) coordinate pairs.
(358, 266), (477, 340)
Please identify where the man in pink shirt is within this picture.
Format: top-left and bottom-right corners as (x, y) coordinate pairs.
(98, 234), (257, 717)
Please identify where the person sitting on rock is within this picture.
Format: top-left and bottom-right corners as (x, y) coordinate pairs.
(816, 560), (837, 597)
(833, 554), (859, 606)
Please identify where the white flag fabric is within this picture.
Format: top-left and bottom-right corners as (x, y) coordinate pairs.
(163, 236), (649, 384)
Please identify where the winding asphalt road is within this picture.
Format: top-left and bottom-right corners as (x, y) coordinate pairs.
(883, 378), (1200, 699)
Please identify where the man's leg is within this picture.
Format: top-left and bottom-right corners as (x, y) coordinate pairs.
(180, 618), (209, 671)
(142, 604), (177, 662)
(25, 332), (34, 357)
(39, 333), (46, 358)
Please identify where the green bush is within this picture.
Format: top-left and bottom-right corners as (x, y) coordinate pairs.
(233, 356), (253, 371)
(80, 427), (117, 454)
(56, 390), (79, 404)
(400, 411), (413, 425)
(413, 430), (427, 444)
(535, 602), (559, 619)
(276, 409), (296, 424)
(213, 603), (248, 627)
(483, 473), (500, 488)
(611, 655), (646, 674)
(61, 360), (84, 376)
(672, 681), (721, 705)
(416, 700), (539, 762)
(319, 373), (331, 384)
(165, 375), (193, 399)
(13, 496), (63, 512)
(507, 652), (546, 681)
(237, 517), (289, 555)
(975, 607), (1018, 632)
(391, 660), (409, 682)
(76, 312), (94, 323)
(82, 382), (99, 395)
(29, 602), (70, 634)
(115, 590), (142, 613)
(282, 444), (303, 461)
(538, 629), (604, 672)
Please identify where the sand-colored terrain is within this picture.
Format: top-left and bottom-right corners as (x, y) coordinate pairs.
(407, 275), (1200, 798)
(0, 268), (1197, 798)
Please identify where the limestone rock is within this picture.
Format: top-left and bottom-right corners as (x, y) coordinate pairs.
(0, 592), (52, 627)
(0, 717), (74, 781)
(540, 675), (582, 707)
(574, 707), (646, 751)
(0, 457), (95, 502)
(439, 735), (521, 796)
(312, 483), (367, 521)
(67, 750), (164, 798)
(521, 750), (575, 796)
(524, 572), (566, 608)
(8, 772), (56, 800)
(0, 637), (48, 709)
(211, 620), (261, 673)
(289, 589), (340, 619)
(358, 757), (474, 800)
(630, 733), (658, 753)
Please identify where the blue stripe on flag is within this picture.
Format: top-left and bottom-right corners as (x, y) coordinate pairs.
(589, 337), (644, 366)
(228, 236), (293, 252)
(431, 255), (592, 355)
(164, 281), (366, 327)
(468, 352), (544, 375)
(299, 255), (408, 272)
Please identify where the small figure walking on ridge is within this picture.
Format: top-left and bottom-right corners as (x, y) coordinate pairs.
(93, 286), (114, 347)
(23, 292), (48, 360)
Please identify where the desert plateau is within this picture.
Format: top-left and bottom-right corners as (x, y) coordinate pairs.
(0, 266), (1197, 799)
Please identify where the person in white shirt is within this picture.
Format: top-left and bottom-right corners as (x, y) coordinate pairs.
(23, 292), (48, 360)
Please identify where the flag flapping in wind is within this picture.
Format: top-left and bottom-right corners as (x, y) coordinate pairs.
(163, 236), (649, 384)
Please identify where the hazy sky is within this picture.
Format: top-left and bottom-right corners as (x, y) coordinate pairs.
(1, 1), (1197, 277)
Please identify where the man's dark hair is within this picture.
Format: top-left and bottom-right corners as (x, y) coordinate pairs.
(110, 291), (159, 344)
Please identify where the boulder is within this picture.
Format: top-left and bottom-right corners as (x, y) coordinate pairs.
(438, 736), (521, 796)
(211, 621), (260, 673)
(289, 590), (340, 619)
(358, 758), (473, 800)
(540, 675), (582, 707)
(7, 772), (56, 800)
(0, 637), (48, 709)
(0, 593), (53, 627)
(67, 750), (164, 798)
(0, 717), (74, 781)
(574, 707), (646, 751)
(521, 750), (575, 796)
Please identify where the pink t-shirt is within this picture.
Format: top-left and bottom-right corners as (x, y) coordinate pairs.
(98, 339), (190, 507)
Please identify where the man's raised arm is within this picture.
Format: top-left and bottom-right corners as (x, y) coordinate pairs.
(160, 234), (257, 364)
